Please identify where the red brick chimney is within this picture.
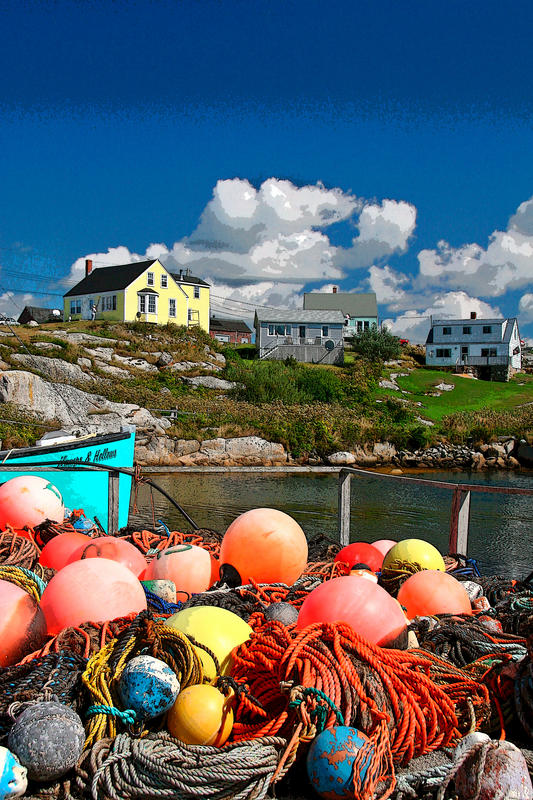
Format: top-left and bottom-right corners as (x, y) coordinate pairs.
(333, 286), (337, 293)
(470, 311), (477, 319)
(85, 259), (93, 277)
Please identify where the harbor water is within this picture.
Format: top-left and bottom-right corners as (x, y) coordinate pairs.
(130, 469), (533, 577)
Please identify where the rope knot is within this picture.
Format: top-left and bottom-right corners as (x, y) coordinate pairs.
(86, 704), (137, 725)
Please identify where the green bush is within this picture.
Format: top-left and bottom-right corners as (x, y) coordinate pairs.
(351, 324), (402, 362)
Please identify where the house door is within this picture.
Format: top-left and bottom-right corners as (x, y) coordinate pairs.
(299, 326), (306, 339)
(461, 346), (468, 362)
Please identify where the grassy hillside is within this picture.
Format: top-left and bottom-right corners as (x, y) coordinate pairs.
(0, 320), (532, 454)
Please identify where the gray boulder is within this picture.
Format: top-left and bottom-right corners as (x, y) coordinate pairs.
(182, 375), (237, 390)
(11, 354), (95, 386)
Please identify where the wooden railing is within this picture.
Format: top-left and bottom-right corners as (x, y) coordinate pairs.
(338, 467), (533, 555)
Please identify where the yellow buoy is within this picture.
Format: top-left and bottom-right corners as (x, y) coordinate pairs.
(167, 684), (233, 746)
(166, 605), (253, 682)
(382, 538), (445, 572)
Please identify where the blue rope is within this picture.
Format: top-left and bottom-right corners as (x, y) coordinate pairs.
(143, 588), (183, 614)
(86, 705), (137, 724)
(18, 567), (47, 597)
(156, 520), (171, 537)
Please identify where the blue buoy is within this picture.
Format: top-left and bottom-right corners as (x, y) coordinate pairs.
(306, 726), (373, 799)
(264, 602), (299, 625)
(118, 655), (180, 721)
(0, 746), (27, 800)
(7, 702), (84, 782)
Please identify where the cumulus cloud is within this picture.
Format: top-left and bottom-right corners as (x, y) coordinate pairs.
(417, 196), (533, 297)
(518, 292), (533, 322)
(382, 291), (503, 344)
(65, 244), (169, 286)
(367, 264), (409, 304)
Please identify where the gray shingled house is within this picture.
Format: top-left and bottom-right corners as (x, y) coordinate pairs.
(254, 309), (345, 364)
(303, 289), (378, 339)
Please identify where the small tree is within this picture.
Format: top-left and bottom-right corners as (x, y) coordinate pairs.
(350, 324), (401, 362)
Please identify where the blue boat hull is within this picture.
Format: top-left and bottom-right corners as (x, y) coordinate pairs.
(0, 428), (135, 530)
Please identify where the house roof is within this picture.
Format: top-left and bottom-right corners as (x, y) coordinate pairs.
(18, 305), (62, 323)
(64, 260), (159, 297)
(210, 317), (252, 334)
(169, 272), (210, 288)
(430, 318), (504, 326)
(303, 292), (378, 318)
(255, 309), (345, 324)
(425, 317), (518, 345)
(64, 260), (210, 297)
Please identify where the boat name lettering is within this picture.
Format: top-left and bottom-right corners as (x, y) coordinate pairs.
(58, 447), (117, 464)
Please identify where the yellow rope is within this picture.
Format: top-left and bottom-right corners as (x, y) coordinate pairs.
(82, 622), (206, 748)
(0, 565), (42, 602)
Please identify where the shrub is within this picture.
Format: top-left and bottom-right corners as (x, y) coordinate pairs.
(351, 324), (402, 362)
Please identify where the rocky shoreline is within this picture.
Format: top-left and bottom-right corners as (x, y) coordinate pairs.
(134, 432), (532, 471)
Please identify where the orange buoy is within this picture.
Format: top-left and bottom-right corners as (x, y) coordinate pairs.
(39, 532), (92, 571)
(143, 545), (211, 599)
(210, 555), (220, 586)
(167, 684), (233, 746)
(66, 536), (147, 578)
(219, 508), (308, 586)
(297, 575), (407, 648)
(39, 558), (147, 635)
(371, 539), (397, 558)
(397, 570), (472, 620)
(334, 542), (383, 572)
(0, 476), (64, 529)
(0, 580), (46, 667)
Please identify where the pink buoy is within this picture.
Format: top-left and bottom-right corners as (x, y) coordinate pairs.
(66, 536), (147, 578)
(297, 575), (407, 648)
(0, 580), (46, 667)
(455, 733), (533, 800)
(143, 545), (211, 598)
(219, 508), (308, 586)
(39, 532), (92, 571)
(334, 542), (383, 572)
(39, 558), (147, 635)
(371, 539), (397, 558)
(397, 570), (472, 620)
(0, 476), (64, 530)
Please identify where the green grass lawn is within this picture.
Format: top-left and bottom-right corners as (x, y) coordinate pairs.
(377, 369), (533, 422)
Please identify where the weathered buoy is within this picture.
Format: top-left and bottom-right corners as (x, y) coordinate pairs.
(335, 542), (383, 572)
(7, 702), (84, 782)
(297, 576), (408, 648)
(166, 605), (252, 681)
(0, 476), (64, 529)
(167, 684), (233, 746)
(0, 581), (46, 668)
(143, 545), (211, 598)
(264, 602), (299, 625)
(307, 726), (373, 799)
(219, 508), (308, 586)
(38, 532), (92, 571)
(0, 746), (27, 799)
(140, 579), (177, 604)
(382, 538), (445, 572)
(67, 536), (147, 578)
(454, 732), (533, 800)
(118, 655), (180, 720)
(397, 570), (472, 619)
(39, 558), (147, 635)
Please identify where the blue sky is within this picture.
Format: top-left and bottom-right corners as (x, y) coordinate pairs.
(2, 0), (533, 341)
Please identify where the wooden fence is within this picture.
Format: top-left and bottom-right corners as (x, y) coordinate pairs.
(338, 467), (533, 555)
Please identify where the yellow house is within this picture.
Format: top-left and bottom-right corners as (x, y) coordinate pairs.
(63, 259), (210, 331)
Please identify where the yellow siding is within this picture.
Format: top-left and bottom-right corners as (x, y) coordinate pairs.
(64, 259), (210, 330)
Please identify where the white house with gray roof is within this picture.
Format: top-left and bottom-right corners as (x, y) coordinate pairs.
(425, 314), (522, 381)
(303, 289), (378, 339)
(254, 309), (345, 364)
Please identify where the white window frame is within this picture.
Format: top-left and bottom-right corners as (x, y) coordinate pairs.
(161, 274), (168, 288)
(483, 325), (492, 334)
(138, 295), (146, 314)
(194, 285), (200, 298)
(148, 294), (157, 315)
(169, 298), (176, 318)
(147, 271), (154, 286)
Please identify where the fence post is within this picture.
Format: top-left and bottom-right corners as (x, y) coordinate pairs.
(449, 486), (471, 556)
(338, 470), (352, 547)
(107, 469), (120, 535)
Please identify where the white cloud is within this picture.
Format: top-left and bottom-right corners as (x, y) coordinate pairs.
(518, 292), (533, 322)
(65, 244), (169, 287)
(417, 196), (533, 297)
(382, 291), (503, 344)
(368, 264), (409, 304)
